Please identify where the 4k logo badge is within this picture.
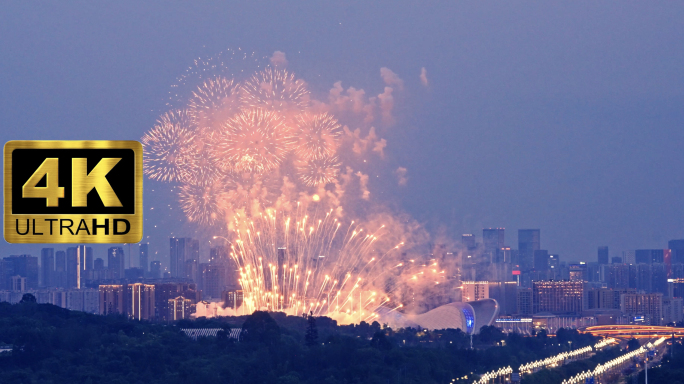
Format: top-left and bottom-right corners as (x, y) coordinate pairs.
(4, 141), (143, 243)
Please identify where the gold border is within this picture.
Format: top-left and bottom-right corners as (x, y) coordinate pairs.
(4, 140), (143, 243)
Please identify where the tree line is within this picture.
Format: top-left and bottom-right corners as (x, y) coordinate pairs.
(0, 295), (600, 384)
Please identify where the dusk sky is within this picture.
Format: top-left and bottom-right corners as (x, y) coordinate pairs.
(2, 2), (684, 265)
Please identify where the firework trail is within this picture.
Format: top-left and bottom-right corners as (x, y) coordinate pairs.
(143, 51), (452, 323)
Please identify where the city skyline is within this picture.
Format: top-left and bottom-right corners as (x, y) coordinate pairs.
(6, 227), (684, 274)
(4, 227), (684, 327)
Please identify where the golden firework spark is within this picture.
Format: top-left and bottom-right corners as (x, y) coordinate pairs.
(227, 208), (403, 320)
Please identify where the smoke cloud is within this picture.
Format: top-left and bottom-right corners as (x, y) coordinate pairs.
(380, 67), (404, 90)
(269, 51), (288, 67)
(377, 87), (395, 125)
(420, 67), (428, 86)
(395, 167), (408, 186)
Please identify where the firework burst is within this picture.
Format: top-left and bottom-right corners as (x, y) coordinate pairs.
(241, 67), (310, 112)
(178, 179), (234, 226)
(141, 110), (195, 182)
(296, 156), (341, 187)
(187, 76), (241, 133)
(210, 108), (293, 174)
(181, 140), (225, 186)
(294, 112), (342, 161)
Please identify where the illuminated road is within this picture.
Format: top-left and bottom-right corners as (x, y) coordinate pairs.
(582, 325), (684, 340)
(562, 337), (667, 384)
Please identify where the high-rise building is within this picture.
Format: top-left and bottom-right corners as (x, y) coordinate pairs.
(461, 234), (476, 250)
(169, 238), (181, 277)
(66, 289), (99, 313)
(185, 258), (199, 282)
(620, 293), (663, 325)
(154, 283), (200, 321)
(518, 229), (540, 271)
(150, 261), (161, 279)
(124, 268), (144, 280)
(40, 248), (54, 287)
(669, 239), (684, 264)
(533, 250), (549, 271)
(635, 249), (665, 264)
(488, 281), (517, 315)
(11, 276), (26, 292)
(128, 283), (155, 320)
(498, 247), (512, 264)
(55, 251), (66, 272)
(189, 238), (199, 264)
(483, 228), (505, 263)
(168, 296), (193, 320)
(107, 247), (125, 279)
(516, 288), (533, 316)
(139, 243), (149, 272)
(170, 237), (198, 278)
(586, 262), (600, 283)
(5, 254), (39, 290)
(548, 254), (561, 279)
(210, 246), (229, 264)
(548, 254), (560, 269)
(78, 245), (93, 273)
(598, 246), (609, 265)
(569, 263), (587, 282)
(222, 289), (244, 310)
(663, 297), (683, 325)
(635, 263), (667, 295)
(201, 264), (227, 299)
(532, 280), (585, 314)
(670, 278), (684, 298)
(66, 247), (78, 288)
(600, 264), (635, 290)
(94, 258), (105, 271)
(54, 250), (67, 288)
(99, 285), (126, 315)
(622, 250), (636, 264)
(586, 288), (618, 310)
(74, 245), (93, 287)
(462, 281), (489, 302)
